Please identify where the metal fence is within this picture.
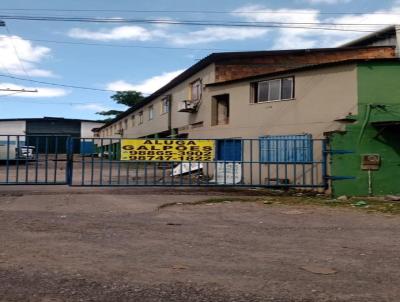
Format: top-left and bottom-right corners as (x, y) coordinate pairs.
(68, 137), (328, 189)
(0, 136), (328, 189)
(0, 135), (69, 185)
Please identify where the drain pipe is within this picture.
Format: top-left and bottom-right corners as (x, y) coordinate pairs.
(358, 104), (372, 144)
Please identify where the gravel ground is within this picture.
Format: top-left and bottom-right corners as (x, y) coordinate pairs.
(0, 188), (399, 301)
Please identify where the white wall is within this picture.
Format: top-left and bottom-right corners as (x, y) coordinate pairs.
(81, 121), (105, 137)
(0, 121), (26, 136)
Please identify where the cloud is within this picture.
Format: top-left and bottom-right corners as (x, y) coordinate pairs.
(73, 103), (110, 112)
(0, 83), (68, 97)
(66, 3), (400, 49)
(231, 4), (400, 49)
(68, 26), (157, 41)
(106, 69), (184, 94)
(304, 0), (352, 4)
(0, 35), (54, 77)
(169, 27), (269, 45)
(67, 23), (268, 46)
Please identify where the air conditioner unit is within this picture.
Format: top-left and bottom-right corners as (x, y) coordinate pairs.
(178, 100), (198, 113)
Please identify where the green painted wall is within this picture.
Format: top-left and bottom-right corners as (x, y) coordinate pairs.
(331, 61), (400, 196)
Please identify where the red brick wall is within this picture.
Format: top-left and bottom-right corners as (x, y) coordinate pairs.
(215, 47), (395, 82)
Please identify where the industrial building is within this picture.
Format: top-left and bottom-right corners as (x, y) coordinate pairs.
(0, 117), (104, 156)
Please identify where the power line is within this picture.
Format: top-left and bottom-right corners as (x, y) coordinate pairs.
(9, 37), (236, 52)
(0, 15), (393, 26)
(0, 91), (22, 97)
(3, 24), (32, 79)
(0, 15), (379, 32)
(0, 73), (117, 93)
(0, 8), (399, 16)
(0, 99), (111, 105)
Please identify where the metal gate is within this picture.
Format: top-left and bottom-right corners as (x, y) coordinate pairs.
(0, 135), (69, 185)
(68, 137), (328, 189)
(0, 136), (328, 189)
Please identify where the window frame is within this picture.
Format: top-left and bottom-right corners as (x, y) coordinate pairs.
(138, 111), (143, 124)
(190, 79), (202, 101)
(161, 96), (170, 114)
(131, 114), (135, 127)
(148, 105), (154, 120)
(251, 76), (295, 104)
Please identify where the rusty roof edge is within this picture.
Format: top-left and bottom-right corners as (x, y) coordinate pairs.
(205, 57), (399, 88)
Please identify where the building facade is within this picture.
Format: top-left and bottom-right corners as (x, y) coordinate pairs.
(93, 37), (400, 195)
(96, 46), (394, 140)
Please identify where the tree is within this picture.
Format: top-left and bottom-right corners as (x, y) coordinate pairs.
(97, 91), (145, 119)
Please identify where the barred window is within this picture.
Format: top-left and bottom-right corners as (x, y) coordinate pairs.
(259, 134), (312, 163)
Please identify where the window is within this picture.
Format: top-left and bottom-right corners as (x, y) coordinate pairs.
(252, 77), (294, 103)
(138, 111), (143, 124)
(161, 96), (170, 114)
(148, 105), (154, 120)
(212, 94), (230, 126)
(191, 79), (202, 101)
(259, 134), (312, 163)
(124, 119), (128, 130)
(131, 115), (135, 127)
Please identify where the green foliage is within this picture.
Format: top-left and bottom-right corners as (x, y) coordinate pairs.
(97, 109), (124, 117)
(97, 91), (145, 119)
(111, 91), (144, 107)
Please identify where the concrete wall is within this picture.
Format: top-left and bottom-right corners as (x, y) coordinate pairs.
(98, 63), (358, 141)
(331, 61), (400, 196)
(189, 64), (358, 140)
(81, 122), (105, 137)
(0, 121), (26, 135)
(99, 63), (216, 139)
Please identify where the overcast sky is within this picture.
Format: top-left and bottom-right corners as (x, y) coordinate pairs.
(0, 0), (398, 120)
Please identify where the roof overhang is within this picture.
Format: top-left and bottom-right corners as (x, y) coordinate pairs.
(341, 25), (397, 47)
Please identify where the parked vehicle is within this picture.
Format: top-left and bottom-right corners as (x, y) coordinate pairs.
(0, 141), (35, 160)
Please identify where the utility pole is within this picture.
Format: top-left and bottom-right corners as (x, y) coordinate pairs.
(0, 88), (38, 93)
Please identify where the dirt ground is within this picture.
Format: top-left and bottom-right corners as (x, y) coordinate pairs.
(0, 187), (399, 302)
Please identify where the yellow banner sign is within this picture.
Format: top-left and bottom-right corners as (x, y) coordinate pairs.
(121, 139), (215, 161)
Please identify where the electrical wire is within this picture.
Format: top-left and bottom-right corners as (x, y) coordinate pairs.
(0, 8), (399, 16)
(0, 91), (22, 97)
(0, 15), (393, 27)
(3, 24), (32, 79)
(0, 15), (380, 32)
(7, 37), (236, 52)
(0, 73), (117, 93)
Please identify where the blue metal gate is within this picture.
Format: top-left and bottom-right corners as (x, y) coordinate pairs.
(0, 135), (69, 185)
(0, 136), (328, 189)
(67, 137), (328, 189)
